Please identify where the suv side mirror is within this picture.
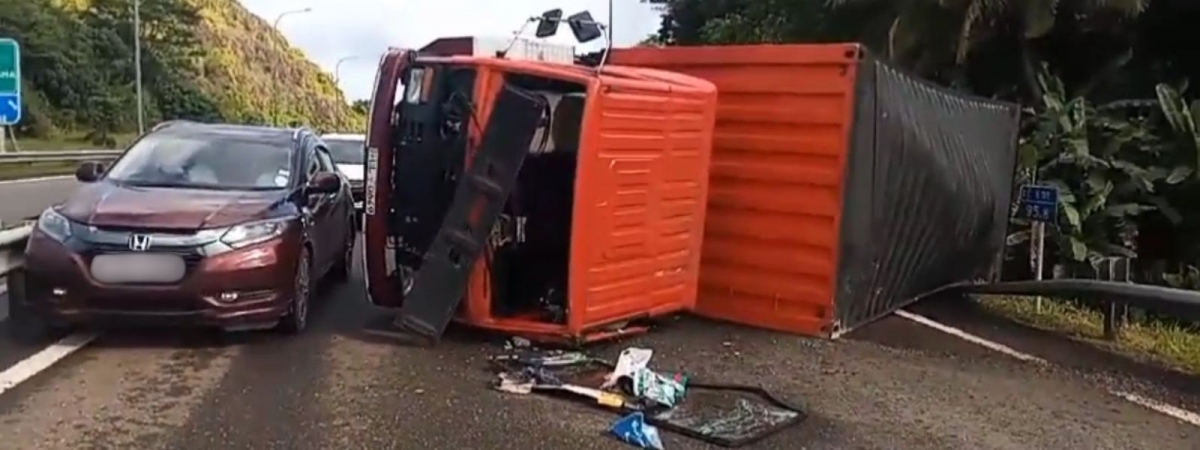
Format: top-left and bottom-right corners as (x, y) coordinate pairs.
(75, 161), (105, 182)
(306, 172), (340, 194)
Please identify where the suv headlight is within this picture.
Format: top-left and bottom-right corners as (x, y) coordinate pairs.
(220, 218), (289, 249)
(37, 208), (72, 242)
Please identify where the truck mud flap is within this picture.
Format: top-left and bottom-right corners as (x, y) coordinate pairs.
(394, 84), (547, 341)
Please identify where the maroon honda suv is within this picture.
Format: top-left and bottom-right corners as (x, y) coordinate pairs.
(19, 122), (357, 334)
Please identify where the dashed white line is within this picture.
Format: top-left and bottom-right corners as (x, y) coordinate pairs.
(895, 309), (1200, 427)
(1113, 391), (1200, 427)
(0, 332), (97, 396)
(894, 310), (1046, 364)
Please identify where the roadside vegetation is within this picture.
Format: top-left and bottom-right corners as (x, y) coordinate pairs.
(653, 0), (1200, 372)
(12, 132), (137, 152)
(979, 295), (1200, 375)
(0, 132), (135, 180)
(0, 160), (77, 182)
(0, 0), (363, 150)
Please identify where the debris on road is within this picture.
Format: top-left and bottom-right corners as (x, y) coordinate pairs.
(611, 412), (665, 449)
(506, 336), (532, 349)
(648, 391), (804, 447)
(495, 372), (534, 394)
(487, 342), (806, 447)
(602, 347), (653, 389)
(630, 367), (688, 408)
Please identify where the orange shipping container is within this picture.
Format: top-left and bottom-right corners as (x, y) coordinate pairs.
(613, 44), (1021, 337)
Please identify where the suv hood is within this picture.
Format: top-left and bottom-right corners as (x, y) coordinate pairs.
(58, 181), (288, 230)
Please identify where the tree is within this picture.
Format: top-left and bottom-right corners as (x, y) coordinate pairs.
(350, 99), (369, 116)
(658, 0), (1160, 102)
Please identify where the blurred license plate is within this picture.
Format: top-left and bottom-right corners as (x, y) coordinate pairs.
(90, 254), (186, 284)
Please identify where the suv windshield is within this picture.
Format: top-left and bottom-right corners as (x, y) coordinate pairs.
(325, 139), (364, 165)
(104, 130), (293, 190)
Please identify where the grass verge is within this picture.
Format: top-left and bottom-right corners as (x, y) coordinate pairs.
(9, 132), (137, 152)
(978, 295), (1200, 376)
(0, 161), (79, 181)
(1, 132), (133, 181)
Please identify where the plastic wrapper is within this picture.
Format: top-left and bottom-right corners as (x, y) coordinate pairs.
(631, 368), (688, 408)
(603, 347), (653, 389)
(611, 412), (665, 449)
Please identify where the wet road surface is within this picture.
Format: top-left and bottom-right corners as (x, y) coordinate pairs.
(1, 245), (1199, 449)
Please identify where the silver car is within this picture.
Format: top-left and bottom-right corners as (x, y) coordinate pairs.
(320, 133), (366, 225)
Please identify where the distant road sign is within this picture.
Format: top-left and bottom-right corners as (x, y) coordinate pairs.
(1019, 184), (1059, 223)
(0, 38), (21, 126)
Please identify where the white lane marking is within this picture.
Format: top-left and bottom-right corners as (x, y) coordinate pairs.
(1114, 391), (1200, 426)
(0, 332), (98, 396)
(0, 175), (72, 186)
(894, 310), (1047, 364)
(895, 309), (1200, 427)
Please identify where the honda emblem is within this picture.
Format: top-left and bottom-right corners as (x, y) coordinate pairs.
(128, 234), (152, 252)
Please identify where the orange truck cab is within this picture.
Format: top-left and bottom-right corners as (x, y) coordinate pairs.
(362, 17), (718, 343)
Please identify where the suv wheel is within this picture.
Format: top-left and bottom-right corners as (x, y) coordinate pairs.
(277, 248), (312, 334)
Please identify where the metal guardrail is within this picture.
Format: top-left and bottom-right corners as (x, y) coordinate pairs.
(0, 224), (32, 280)
(0, 150), (122, 165)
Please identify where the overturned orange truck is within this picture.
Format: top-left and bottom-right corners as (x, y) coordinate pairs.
(362, 36), (1020, 343)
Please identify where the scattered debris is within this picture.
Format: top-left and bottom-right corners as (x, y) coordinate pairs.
(506, 336), (532, 349)
(602, 347), (653, 389)
(649, 392), (803, 447)
(492, 349), (591, 367)
(630, 368), (688, 408)
(496, 372), (534, 394)
(611, 412), (665, 450)
(488, 341), (805, 448)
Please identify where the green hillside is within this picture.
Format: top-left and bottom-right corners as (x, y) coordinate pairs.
(0, 0), (363, 147)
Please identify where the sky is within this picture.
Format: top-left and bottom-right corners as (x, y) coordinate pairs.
(237, 0), (665, 102)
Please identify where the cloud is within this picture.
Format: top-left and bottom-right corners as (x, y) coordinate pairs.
(237, 0), (663, 101)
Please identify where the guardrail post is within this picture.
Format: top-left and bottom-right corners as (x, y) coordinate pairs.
(1100, 257), (1131, 340)
(5, 269), (23, 320)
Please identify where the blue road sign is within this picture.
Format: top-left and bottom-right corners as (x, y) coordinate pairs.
(0, 38), (21, 126)
(0, 94), (18, 125)
(1019, 184), (1059, 223)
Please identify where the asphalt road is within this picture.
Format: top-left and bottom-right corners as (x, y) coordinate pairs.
(0, 176), (80, 225)
(1, 243), (1198, 449)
